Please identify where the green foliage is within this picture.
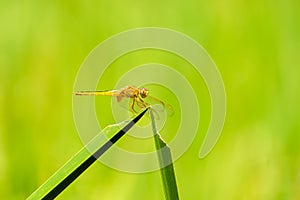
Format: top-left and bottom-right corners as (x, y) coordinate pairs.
(150, 110), (179, 200)
(26, 123), (122, 199)
(27, 109), (148, 199)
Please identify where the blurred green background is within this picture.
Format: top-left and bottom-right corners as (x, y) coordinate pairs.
(1, 0), (299, 199)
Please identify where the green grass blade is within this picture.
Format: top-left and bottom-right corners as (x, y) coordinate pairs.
(27, 108), (148, 200)
(150, 110), (179, 200)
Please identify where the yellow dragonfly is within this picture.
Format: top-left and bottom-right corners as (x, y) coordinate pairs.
(74, 85), (173, 115)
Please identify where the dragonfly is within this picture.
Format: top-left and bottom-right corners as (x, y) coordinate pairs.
(74, 85), (173, 115)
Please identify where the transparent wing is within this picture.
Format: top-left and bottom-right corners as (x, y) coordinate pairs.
(145, 95), (174, 116)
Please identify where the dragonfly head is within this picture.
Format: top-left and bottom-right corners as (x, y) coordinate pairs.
(140, 87), (149, 98)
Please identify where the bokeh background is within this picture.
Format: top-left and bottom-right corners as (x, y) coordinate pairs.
(1, 0), (299, 199)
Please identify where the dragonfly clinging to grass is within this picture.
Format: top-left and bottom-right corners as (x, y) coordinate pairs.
(74, 85), (173, 115)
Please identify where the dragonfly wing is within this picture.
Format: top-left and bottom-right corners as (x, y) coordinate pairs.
(146, 95), (174, 116)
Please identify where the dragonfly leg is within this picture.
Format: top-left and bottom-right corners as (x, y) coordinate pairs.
(137, 97), (149, 108)
(130, 98), (137, 113)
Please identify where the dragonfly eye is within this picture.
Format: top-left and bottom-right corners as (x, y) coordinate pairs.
(140, 87), (149, 98)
